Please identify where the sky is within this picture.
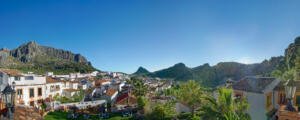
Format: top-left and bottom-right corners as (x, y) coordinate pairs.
(0, 0), (300, 73)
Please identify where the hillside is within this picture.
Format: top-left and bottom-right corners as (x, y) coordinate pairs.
(0, 41), (96, 74)
(133, 53), (285, 87)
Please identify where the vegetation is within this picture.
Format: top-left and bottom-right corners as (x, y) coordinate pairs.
(44, 111), (132, 120)
(9, 59), (96, 75)
(40, 101), (47, 116)
(54, 89), (85, 103)
(271, 37), (300, 80)
(146, 102), (176, 120)
(173, 80), (205, 116)
(201, 88), (250, 120)
(130, 77), (147, 97)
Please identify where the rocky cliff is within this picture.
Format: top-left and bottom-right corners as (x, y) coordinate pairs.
(0, 41), (95, 74)
(285, 37), (300, 69)
(10, 41), (90, 65)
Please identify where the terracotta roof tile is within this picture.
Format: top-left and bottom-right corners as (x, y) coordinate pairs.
(106, 88), (117, 97)
(46, 77), (63, 83)
(0, 69), (22, 76)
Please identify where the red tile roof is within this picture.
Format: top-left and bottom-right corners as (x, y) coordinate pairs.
(106, 88), (117, 97)
(46, 77), (63, 83)
(0, 69), (22, 76)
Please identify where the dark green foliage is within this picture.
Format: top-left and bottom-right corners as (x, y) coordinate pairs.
(54, 89), (84, 103)
(146, 102), (176, 120)
(271, 36), (300, 80)
(131, 77), (147, 97)
(201, 88), (250, 120)
(8, 58), (95, 75)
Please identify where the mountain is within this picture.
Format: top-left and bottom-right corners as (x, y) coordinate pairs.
(10, 41), (90, 64)
(133, 55), (284, 87)
(151, 63), (194, 80)
(133, 67), (150, 75)
(285, 36), (300, 69)
(135, 56), (284, 87)
(0, 41), (96, 74)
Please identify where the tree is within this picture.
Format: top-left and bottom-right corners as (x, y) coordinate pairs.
(173, 80), (204, 116)
(146, 101), (176, 120)
(40, 101), (47, 117)
(131, 77), (147, 97)
(201, 88), (250, 120)
(282, 69), (295, 81)
(137, 96), (148, 111)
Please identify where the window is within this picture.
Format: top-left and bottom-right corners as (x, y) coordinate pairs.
(266, 93), (272, 108)
(25, 76), (34, 80)
(38, 88), (42, 96)
(14, 76), (20, 81)
(17, 89), (22, 95)
(29, 88), (34, 98)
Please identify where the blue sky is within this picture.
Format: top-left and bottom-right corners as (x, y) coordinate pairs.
(0, 0), (300, 73)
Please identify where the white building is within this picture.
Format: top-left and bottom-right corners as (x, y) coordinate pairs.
(45, 77), (64, 98)
(231, 77), (280, 120)
(0, 70), (47, 107)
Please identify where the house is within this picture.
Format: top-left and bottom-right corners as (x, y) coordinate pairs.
(63, 89), (80, 98)
(95, 79), (111, 87)
(115, 92), (137, 110)
(104, 88), (118, 102)
(110, 80), (126, 91)
(0, 69), (47, 107)
(45, 77), (64, 99)
(231, 77), (280, 120)
(79, 79), (89, 90)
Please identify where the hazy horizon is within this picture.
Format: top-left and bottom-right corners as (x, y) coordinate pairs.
(1, 0), (300, 73)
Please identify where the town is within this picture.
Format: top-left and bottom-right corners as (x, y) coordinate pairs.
(1, 0), (300, 120)
(1, 67), (300, 120)
(0, 69), (174, 119)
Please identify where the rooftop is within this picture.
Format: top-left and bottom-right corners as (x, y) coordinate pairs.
(232, 77), (278, 93)
(106, 88), (117, 97)
(64, 89), (80, 92)
(46, 77), (63, 83)
(0, 69), (22, 76)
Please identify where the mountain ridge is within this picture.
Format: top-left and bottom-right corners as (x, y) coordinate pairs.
(0, 41), (96, 74)
(133, 57), (284, 87)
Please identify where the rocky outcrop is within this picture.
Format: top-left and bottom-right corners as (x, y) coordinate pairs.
(0, 41), (95, 74)
(10, 41), (90, 65)
(285, 36), (300, 69)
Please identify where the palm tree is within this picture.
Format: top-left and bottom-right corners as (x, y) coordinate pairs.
(201, 88), (250, 120)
